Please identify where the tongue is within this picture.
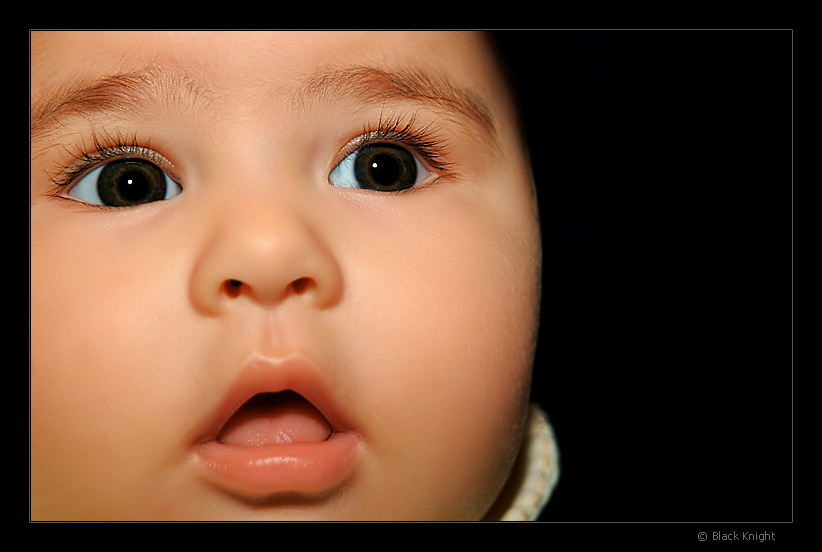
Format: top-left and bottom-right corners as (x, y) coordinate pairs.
(217, 391), (332, 446)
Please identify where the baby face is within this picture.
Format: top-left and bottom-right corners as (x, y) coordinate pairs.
(30, 31), (541, 520)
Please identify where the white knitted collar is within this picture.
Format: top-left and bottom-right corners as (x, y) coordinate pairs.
(485, 404), (560, 521)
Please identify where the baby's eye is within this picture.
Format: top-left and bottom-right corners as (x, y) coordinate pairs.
(328, 143), (433, 192)
(66, 158), (182, 207)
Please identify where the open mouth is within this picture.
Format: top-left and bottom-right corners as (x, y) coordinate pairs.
(191, 356), (362, 499)
(217, 391), (334, 446)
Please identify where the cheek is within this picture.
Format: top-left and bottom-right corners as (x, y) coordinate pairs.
(343, 183), (541, 519)
(30, 207), (194, 518)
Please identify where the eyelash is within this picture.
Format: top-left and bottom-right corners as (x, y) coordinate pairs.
(48, 114), (453, 197)
(346, 113), (453, 176)
(49, 132), (175, 194)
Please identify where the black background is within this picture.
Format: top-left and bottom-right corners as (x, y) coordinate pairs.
(492, 31), (791, 523)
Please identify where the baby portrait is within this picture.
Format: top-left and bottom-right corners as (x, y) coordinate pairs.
(30, 30), (558, 520)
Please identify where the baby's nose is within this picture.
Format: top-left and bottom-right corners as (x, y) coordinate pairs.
(188, 195), (344, 315)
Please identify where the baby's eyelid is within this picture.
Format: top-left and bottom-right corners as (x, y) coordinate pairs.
(337, 120), (451, 170)
(337, 142), (445, 187)
(56, 143), (181, 190)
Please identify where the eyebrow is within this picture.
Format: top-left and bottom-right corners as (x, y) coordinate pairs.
(30, 66), (211, 141)
(30, 64), (497, 142)
(289, 65), (497, 139)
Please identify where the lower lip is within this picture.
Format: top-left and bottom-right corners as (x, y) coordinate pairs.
(193, 431), (362, 500)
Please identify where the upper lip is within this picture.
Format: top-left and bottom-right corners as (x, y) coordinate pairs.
(193, 354), (354, 445)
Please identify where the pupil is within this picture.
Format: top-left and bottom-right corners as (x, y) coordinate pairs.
(119, 171), (150, 201)
(369, 154), (401, 186)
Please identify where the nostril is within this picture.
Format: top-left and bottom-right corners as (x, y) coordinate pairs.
(221, 278), (313, 301)
(290, 277), (312, 295)
(223, 279), (243, 298)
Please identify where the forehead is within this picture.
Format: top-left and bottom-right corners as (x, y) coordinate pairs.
(31, 31), (502, 108)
